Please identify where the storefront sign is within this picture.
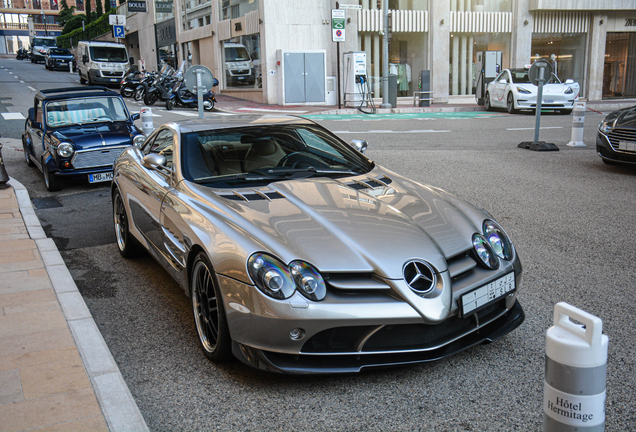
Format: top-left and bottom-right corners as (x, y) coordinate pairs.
(155, 1), (173, 13)
(155, 18), (176, 46)
(626, 19), (636, 27)
(128, 1), (147, 12)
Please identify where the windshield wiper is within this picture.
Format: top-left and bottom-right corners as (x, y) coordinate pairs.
(261, 167), (364, 177)
(192, 173), (282, 184)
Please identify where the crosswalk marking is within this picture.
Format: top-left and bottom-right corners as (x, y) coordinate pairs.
(2, 112), (26, 120)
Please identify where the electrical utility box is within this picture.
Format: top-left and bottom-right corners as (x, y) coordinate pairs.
(475, 50), (502, 105)
(343, 51), (367, 104)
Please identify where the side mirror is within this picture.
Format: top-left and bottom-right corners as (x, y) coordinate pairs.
(142, 153), (167, 170)
(27, 107), (35, 121)
(351, 139), (368, 154)
(82, 54), (88, 63)
(499, 79), (507, 84)
(131, 113), (140, 121)
(565, 79), (574, 84)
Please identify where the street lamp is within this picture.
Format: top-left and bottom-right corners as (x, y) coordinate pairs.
(41, 10), (47, 36)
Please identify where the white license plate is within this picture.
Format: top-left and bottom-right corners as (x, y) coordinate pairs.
(544, 99), (554, 103)
(88, 172), (113, 183)
(110, 78), (118, 82)
(619, 141), (636, 151)
(460, 273), (515, 316)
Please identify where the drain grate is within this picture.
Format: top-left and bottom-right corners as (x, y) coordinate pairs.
(32, 197), (63, 209)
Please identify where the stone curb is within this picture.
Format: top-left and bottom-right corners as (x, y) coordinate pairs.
(9, 177), (149, 432)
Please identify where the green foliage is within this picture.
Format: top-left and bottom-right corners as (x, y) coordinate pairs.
(61, 13), (86, 35)
(105, 0), (111, 14)
(95, 0), (103, 18)
(56, 10), (114, 49)
(58, 0), (76, 27)
(86, 0), (92, 24)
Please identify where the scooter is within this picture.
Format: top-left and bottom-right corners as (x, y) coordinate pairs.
(143, 63), (178, 106)
(120, 69), (145, 98)
(165, 77), (218, 111)
(16, 47), (28, 60)
(133, 72), (156, 101)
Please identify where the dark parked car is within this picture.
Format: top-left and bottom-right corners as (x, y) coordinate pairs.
(45, 48), (75, 71)
(597, 105), (636, 165)
(22, 86), (145, 191)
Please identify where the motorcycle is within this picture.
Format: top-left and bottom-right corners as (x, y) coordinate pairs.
(165, 76), (218, 111)
(15, 47), (28, 61)
(120, 69), (146, 98)
(143, 63), (178, 106)
(133, 72), (156, 101)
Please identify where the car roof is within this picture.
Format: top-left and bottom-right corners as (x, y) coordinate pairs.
(36, 86), (122, 101)
(171, 114), (315, 133)
(79, 41), (126, 47)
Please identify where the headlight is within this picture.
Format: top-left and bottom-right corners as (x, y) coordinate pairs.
(248, 253), (295, 300)
(564, 87), (573, 94)
(483, 220), (513, 260)
(472, 234), (499, 270)
(599, 123), (613, 134)
(133, 134), (146, 147)
(289, 261), (326, 301)
(57, 142), (74, 158)
(516, 86), (532, 94)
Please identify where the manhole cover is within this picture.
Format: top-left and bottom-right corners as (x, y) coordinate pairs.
(32, 197), (63, 209)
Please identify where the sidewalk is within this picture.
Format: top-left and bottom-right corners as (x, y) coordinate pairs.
(0, 179), (147, 432)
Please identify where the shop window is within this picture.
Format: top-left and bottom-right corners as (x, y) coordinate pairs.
(223, 34), (261, 89)
(531, 33), (586, 95)
(603, 33), (636, 98)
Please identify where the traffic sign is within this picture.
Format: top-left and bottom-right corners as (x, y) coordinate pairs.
(109, 14), (126, 25)
(332, 9), (345, 42)
(339, 4), (362, 9)
(113, 25), (125, 38)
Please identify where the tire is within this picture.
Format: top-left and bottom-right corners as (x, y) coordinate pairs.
(79, 71), (86, 85)
(121, 87), (133, 98)
(87, 73), (93, 86)
(560, 109), (573, 115)
(203, 98), (215, 111)
(144, 91), (158, 106)
(191, 252), (232, 362)
(22, 140), (34, 167)
(507, 93), (518, 114)
(112, 189), (142, 258)
(134, 87), (145, 101)
(42, 158), (62, 192)
(484, 92), (492, 111)
(44, 61), (48, 70)
(166, 98), (175, 110)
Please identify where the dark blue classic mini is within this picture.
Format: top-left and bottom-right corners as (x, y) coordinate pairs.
(22, 87), (145, 191)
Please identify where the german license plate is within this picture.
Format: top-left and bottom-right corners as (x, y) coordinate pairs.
(88, 172), (113, 183)
(619, 141), (636, 151)
(460, 273), (515, 316)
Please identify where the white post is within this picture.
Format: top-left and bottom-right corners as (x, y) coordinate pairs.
(567, 102), (587, 147)
(140, 107), (154, 135)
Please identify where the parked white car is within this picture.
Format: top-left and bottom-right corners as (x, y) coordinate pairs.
(484, 68), (579, 115)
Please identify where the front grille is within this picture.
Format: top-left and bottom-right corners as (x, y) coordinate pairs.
(302, 300), (505, 354)
(72, 146), (128, 169)
(607, 128), (636, 153)
(102, 71), (124, 77)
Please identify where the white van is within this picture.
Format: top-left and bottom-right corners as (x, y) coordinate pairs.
(77, 41), (130, 86)
(224, 42), (255, 86)
(30, 36), (57, 63)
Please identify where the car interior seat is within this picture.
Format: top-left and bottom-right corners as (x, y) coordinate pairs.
(242, 137), (286, 173)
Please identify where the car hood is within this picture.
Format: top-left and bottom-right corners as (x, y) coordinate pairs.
(191, 167), (486, 279)
(515, 82), (578, 94)
(608, 106), (636, 127)
(52, 122), (134, 150)
(49, 55), (74, 60)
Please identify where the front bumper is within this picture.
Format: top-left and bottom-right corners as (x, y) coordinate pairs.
(516, 94), (576, 111)
(596, 131), (636, 165)
(49, 59), (73, 70)
(89, 68), (126, 85)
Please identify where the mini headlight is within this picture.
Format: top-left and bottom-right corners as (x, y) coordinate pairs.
(133, 134), (146, 147)
(472, 234), (499, 270)
(289, 261), (326, 301)
(247, 253), (295, 300)
(483, 220), (513, 260)
(516, 86), (532, 94)
(57, 142), (74, 158)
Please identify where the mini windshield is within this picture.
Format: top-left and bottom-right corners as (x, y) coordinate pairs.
(48, 48), (71, 56)
(89, 46), (128, 62)
(181, 124), (373, 184)
(34, 38), (56, 47)
(45, 96), (129, 127)
(225, 46), (250, 62)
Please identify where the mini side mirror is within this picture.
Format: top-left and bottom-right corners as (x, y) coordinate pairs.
(142, 153), (167, 170)
(351, 139), (368, 154)
(27, 107), (35, 121)
(499, 79), (507, 84)
(131, 113), (140, 121)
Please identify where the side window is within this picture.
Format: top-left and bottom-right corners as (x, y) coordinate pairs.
(35, 100), (43, 124)
(147, 129), (174, 168)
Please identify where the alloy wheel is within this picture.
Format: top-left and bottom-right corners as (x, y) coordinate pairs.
(192, 260), (220, 353)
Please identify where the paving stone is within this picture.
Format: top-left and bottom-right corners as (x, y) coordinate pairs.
(19, 349), (91, 400)
(0, 328), (75, 358)
(0, 289), (56, 309)
(0, 269), (52, 295)
(0, 309), (67, 339)
(0, 368), (23, 404)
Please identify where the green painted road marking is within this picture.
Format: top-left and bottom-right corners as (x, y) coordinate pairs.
(302, 112), (506, 121)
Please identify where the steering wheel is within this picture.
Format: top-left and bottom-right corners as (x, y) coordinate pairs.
(277, 152), (329, 169)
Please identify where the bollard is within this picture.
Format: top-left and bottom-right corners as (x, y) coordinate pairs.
(140, 107), (154, 136)
(567, 102), (586, 147)
(0, 142), (10, 189)
(69, 60), (73, 74)
(544, 302), (608, 432)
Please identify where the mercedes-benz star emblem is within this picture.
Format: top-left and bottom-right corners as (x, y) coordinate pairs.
(403, 260), (436, 294)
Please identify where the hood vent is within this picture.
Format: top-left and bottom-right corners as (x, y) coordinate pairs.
(220, 190), (286, 202)
(344, 174), (393, 191)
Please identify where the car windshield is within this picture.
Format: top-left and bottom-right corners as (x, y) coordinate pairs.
(89, 46), (128, 62)
(45, 96), (129, 127)
(181, 124), (373, 185)
(34, 38), (56, 47)
(225, 46), (250, 62)
(512, 70), (561, 84)
(49, 48), (70, 56)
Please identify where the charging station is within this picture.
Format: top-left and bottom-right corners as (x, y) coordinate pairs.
(343, 51), (368, 105)
(475, 50), (502, 105)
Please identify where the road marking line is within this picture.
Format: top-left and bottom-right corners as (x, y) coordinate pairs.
(168, 110), (200, 117)
(20, 80), (24, 83)
(2, 112), (26, 120)
(28, 86), (37, 92)
(237, 107), (308, 114)
(506, 126), (563, 130)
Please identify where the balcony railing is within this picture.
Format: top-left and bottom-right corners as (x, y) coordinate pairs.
(0, 22), (62, 31)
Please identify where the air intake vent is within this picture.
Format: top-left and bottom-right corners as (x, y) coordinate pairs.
(343, 174), (393, 190)
(220, 190), (286, 202)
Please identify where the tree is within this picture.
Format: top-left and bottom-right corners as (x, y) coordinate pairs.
(61, 13), (87, 35)
(95, 0), (103, 18)
(104, 0), (111, 14)
(58, 0), (76, 27)
(85, 0), (92, 24)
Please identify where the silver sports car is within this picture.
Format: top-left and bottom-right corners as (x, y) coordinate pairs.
(112, 115), (524, 374)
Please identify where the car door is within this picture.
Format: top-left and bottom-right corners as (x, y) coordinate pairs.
(128, 127), (176, 255)
(493, 71), (509, 107)
(28, 99), (45, 163)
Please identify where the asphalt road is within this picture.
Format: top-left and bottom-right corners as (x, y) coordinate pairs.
(1, 57), (636, 431)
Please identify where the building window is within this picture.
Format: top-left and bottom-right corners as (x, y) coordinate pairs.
(531, 33), (586, 95)
(220, 0), (258, 21)
(223, 34), (261, 89)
